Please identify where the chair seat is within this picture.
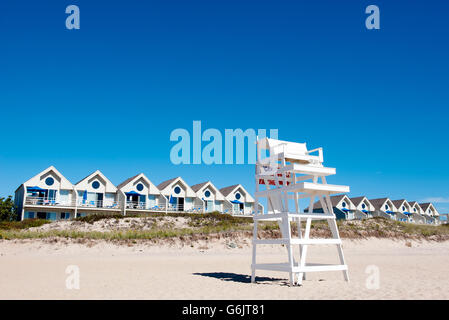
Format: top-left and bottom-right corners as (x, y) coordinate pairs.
(284, 153), (320, 164)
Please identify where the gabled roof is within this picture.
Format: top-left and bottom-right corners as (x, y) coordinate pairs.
(368, 198), (388, 210)
(157, 177), (178, 190)
(75, 170), (117, 192)
(349, 196), (366, 206)
(117, 173), (141, 189)
(307, 195), (348, 210)
(156, 177), (196, 197)
(191, 181), (225, 201)
(191, 181), (209, 192)
(220, 184), (240, 197)
(419, 203), (431, 211)
(117, 173), (161, 195)
(219, 184), (254, 203)
(391, 199), (408, 208)
(409, 201), (423, 212)
(21, 166), (74, 190)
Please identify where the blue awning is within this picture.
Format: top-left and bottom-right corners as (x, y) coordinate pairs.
(231, 200), (243, 204)
(362, 210), (369, 213)
(126, 191), (141, 196)
(342, 208), (350, 212)
(386, 210), (394, 214)
(404, 211), (411, 215)
(27, 186), (46, 192)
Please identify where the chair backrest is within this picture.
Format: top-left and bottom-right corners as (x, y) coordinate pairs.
(265, 138), (308, 156)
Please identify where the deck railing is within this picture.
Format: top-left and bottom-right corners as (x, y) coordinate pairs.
(126, 201), (166, 211)
(76, 199), (121, 209)
(25, 197), (75, 207)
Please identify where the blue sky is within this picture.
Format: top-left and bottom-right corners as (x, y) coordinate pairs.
(0, 0), (448, 212)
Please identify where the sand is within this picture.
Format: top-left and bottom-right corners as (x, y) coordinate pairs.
(0, 238), (448, 299)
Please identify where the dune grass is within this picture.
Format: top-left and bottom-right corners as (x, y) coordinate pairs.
(0, 214), (447, 241)
(0, 219), (50, 231)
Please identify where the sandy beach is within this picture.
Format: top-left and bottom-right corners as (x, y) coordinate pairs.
(1, 238), (448, 299)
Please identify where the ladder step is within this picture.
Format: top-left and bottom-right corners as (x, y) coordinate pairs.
(253, 238), (341, 245)
(253, 213), (335, 221)
(252, 263), (348, 273)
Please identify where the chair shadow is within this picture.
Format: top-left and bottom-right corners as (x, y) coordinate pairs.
(193, 272), (287, 285)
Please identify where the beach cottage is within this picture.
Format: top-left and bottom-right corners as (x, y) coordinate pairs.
(419, 203), (440, 225)
(219, 184), (256, 215)
(349, 196), (375, 219)
(409, 201), (426, 224)
(308, 195), (357, 220)
(74, 170), (121, 217)
(117, 173), (167, 214)
(191, 181), (229, 213)
(391, 200), (413, 222)
(157, 177), (199, 212)
(15, 166), (77, 220)
(369, 198), (397, 220)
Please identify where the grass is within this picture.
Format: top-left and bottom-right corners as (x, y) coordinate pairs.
(0, 219), (50, 231)
(0, 214), (447, 242)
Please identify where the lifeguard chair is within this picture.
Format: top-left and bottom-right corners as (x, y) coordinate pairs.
(251, 138), (349, 286)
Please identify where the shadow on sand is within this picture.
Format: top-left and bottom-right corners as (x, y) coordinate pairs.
(193, 272), (287, 285)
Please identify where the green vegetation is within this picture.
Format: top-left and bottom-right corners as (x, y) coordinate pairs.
(0, 213), (448, 242)
(0, 219), (50, 230)
(0, 196), (17, 221)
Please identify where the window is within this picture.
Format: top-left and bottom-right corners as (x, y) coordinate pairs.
(235, 193), (241, 200)
(385, 204), (389, 210)
(45, 177), (54, 186)
(342, 201), (346, 208)
(362, 203), (366, 209)
(92, 181), (100, 189)
(204, 190), (211, 198)
(37, 212), (46, 219)
(46, 212), (57, 221)
(174, 186), (181, 194)
(60, 212), (70, 219)
(402, 206), (405, 211)
(136, 183), (144, 192)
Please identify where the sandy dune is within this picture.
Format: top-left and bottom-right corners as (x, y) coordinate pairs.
(0, 238), (448, 299)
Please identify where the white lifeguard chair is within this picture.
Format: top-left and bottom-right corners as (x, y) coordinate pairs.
(251, 138), (349, 286)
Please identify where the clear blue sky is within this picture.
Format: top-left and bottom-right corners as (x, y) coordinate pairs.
(0, 0), (448, 212)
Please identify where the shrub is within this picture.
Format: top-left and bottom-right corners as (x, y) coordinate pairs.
(75, 213), (126, 224)
(0, 196), (17, 221)
(0, 219), (50, 230)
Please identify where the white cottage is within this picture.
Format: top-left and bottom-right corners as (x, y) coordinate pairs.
(308, 195), (357, 220)
(191, 181), (229, 213)
(219, 184), (256, 215)
(74, 170), (121, 216)
(15, 166), (76, 220)
(117, 173), (167, 213)
(369, 198), (397, 220)
(419, 203), (439, 224)
(391, 199), (413, 222)
(157, 177), (199, 212)
(349, 196), (375, 218)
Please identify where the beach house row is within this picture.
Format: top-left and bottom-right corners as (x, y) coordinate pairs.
(307, 195), (440, 225)
(14, 166), (261, 221)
